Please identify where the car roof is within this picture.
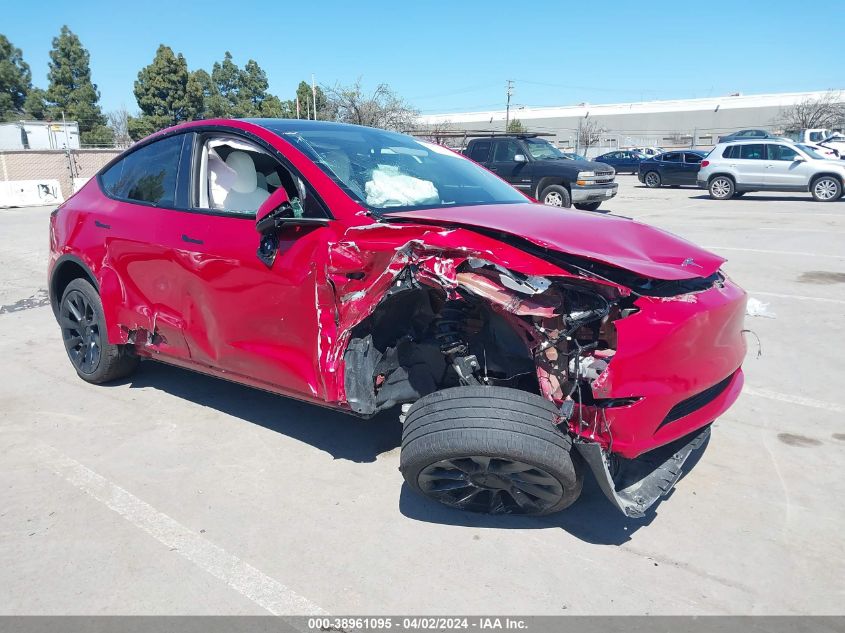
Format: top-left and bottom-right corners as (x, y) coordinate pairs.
(241, 118), (381, 135)
(719, 138), (792, 144)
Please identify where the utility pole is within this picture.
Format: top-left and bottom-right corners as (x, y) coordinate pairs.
(312, 73), (317, 120)
(505, 80), (514, 131)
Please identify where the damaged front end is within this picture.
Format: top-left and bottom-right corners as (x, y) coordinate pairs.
(329, 223), (745, 518)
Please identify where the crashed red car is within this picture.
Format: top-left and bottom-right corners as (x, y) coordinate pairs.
(48, 119), (747, 517)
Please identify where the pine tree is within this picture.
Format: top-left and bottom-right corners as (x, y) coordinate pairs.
(0, 34), (33, 121)
(295, 80), (328, 119)
(44, 26), (112, 145)
(128, 45), (203, 139)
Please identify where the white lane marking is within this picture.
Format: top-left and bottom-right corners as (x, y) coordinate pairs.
(705, 246), (845, 259)
(750, 291), (845, 305)
(37, 443), (327, 616)
(759, 227), (845, 234)
(743, 387), (844, 414)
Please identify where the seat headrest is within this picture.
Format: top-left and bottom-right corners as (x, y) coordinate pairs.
(225, 151), (258, 193)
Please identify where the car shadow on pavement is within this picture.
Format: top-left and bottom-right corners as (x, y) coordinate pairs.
(120, 360), (403, 463)
(398, 438), (709, 545)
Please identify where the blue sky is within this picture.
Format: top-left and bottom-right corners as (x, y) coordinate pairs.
(4, 0), (844, 115)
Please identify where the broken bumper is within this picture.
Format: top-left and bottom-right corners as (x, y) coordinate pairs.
(571, 182), (618, 203)
(575, 424), (711, 518)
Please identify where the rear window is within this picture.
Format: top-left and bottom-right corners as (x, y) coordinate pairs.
(100, 134), (184, 206)
(468, 140), (491, 163)
(662, 152), (681, 162)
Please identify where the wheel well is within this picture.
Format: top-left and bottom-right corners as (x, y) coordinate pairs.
(535, 177), (568, 199)
(50, 258), (97, 317)
(810, 172), (843, 186)
(708, 173), (735, 185)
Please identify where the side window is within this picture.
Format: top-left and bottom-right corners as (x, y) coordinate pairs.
(196, 135), (327, 218)
(493, 140), (520, 162)
(768, 144), (798, 161)
(684, 153), (702, 164)
(739, 144), (764, 160)
(662, 152), (682, 162)
(468, 141), (491, 163)
(100, 134), (184, 206)
(809, 131), (823, 142)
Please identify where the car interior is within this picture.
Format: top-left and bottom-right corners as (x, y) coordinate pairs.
(196, 135), (322, 218)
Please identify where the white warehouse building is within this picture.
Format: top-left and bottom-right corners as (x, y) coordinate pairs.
(418, 90), (845, 156)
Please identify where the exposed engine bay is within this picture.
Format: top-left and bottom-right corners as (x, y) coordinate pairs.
(343, 257), (640, 436)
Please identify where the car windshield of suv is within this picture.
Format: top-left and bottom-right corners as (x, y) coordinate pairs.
(279, 128), (528, 212)
(796, 144), (826, 160)
(524, 138), (568, 160)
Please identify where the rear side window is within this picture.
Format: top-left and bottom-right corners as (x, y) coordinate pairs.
(662, 152), (682, 162)
(739, 144), (764, 160)
(684, 153), (703, 164)
(468, 141), (491, 163)
(722, 145), (736, 158)
(100, 135), (185, 206)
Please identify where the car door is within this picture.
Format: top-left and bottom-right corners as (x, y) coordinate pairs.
(97, 132), (193, 360)
(765, 143), (814, 189)
(157, 131), (333, 399)
(681, 152), (703, 185)
(488, 139), (533, 192)
(659, 152), (683, 183)
(730, 143), (769, 186)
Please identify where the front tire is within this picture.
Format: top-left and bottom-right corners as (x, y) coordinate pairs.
(400, 387), (584, 516)
(709, 176), (735, 200)
(811, 175), (842, 202)
(59, 278), (139, 384)
(644, 171), (661, 188)
(539, 184), (571, 208)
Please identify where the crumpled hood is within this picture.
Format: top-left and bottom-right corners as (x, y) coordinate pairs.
(383, 203), (725, 281)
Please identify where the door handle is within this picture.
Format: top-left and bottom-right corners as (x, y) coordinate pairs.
(181, 234), (204, 245)
(94, 220), (111, 229)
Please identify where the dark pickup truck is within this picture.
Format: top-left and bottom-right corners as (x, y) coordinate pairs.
(463, 134), (618, 211)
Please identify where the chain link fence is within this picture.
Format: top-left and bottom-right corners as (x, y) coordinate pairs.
(0, 149), (120, 208)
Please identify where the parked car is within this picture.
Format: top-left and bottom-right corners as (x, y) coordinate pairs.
(785, 128), (834, 144)
(817, 133), (845, 158)
(717, 129), (786, 143)
(630, 146), (665, 157)
(49, 118), (748, 518)
(593, 150), (648, 174)
(638, 150), (707, 188)
(464, 134), (617, 211)
(697, 139), (845, 201)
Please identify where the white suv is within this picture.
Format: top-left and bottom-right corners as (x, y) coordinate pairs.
(697, 140), (845, 202)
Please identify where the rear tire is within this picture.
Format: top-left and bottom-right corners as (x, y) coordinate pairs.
(400, 386), (584, 516)
(708, 176), (735, 200)
(644, 171), (661, 188)
(59, 278), (139, 384)
(539, 185), (571, 208)
(574, 202), (602, 211)
(810, 175), (842, 202)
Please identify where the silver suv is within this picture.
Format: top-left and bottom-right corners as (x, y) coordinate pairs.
(697, 140), (845, 201)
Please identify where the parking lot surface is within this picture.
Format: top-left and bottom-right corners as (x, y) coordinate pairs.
(1, 177), (843, 615)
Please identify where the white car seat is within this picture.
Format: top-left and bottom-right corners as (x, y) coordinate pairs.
(222, 151), (270, 212)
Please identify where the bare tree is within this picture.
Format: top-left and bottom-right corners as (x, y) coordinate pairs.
(414, 119), (456, 145)
(777, 91), (845, 132)
(578, 120), (605, 151)
(107, 106), (132, 148)
(323, 79), (419, 131)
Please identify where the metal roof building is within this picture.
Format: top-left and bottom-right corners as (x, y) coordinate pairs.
(418, 90), (845, 154)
